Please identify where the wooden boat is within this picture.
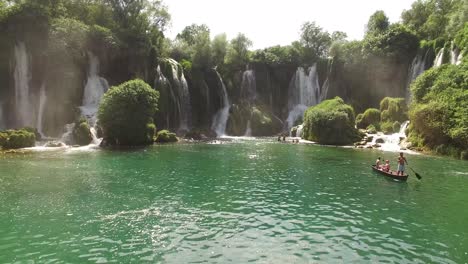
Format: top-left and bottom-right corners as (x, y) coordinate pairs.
(371, 165), (408, 181)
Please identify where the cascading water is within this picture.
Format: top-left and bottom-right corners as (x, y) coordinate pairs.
(14, 42), (33, 127)
(433, 48), (444, 67)
(155, 59), (192, 132)
(370, 121), (410, 152)
(406, 50), (430, 102)
(244, 120), (252, 137)
(211, 71), (230, 137)
(286, 64), (325, 130)
(241, 70), (256, 103)
(36, 83), (47, 136)
(77, 52), (109, 145)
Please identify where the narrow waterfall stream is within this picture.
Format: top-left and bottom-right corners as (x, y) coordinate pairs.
(13, 42), (33, 127)
(211, 71), (231, 137)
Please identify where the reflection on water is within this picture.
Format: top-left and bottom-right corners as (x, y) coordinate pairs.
(0, 139), (467, 263)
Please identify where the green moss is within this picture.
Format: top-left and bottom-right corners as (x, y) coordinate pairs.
(0, 129), (36, 149)
(366, 124), (377, 134)
(356, 108), (380, 129)
(98, 79), (160, 146)
(72, 118), (92, 146)
(379, 97), (407, 122)
(302, 97), (360, 145)
(380, 121), (394, 134)
(155, 130), (178, 143)
(392, 121), (401, 133)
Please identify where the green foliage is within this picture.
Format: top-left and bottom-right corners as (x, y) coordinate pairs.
(402, 0), (462, 40)
(356, 108), (381, 129)
(72, 117), (92, 146)
(302, 97), (360, 145)
(379, 97), (408, 122)
(300, 21), (331, 61)
(0, 128), (36, 149)
(211, 33), (228, 67)
(366, 10), (390, 36)
(251, 45), (301, 66)
(393, 121), (401, 133)
(366, 124), (378, 134)
(98, 79), (159, 146)
(155, 129), (178, 143)
(225, 33), (252, 70)
(380, 121), (394, 134)
(409, 61), (468, 159)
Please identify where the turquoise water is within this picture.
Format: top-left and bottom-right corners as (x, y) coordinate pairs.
(1, 139), (468, 263)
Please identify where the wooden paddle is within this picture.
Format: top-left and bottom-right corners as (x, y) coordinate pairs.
(408, 167), (422, 180)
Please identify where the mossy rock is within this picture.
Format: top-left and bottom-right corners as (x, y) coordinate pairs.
(356, 108), (381, 129)
(155, 130), (178, 143)
(380, 97), (408, 123)
(250, 107), (282, 137)
(302, 97), (361, 145)
(0, 129), (36, 149)
(72, 118), (92, 146)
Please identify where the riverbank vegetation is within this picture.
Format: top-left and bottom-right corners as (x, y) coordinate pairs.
(0, 0), (466, 158)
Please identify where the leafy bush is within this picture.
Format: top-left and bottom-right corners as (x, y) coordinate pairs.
(380, 122), (394, 134)
(72, 118), (92, 146)
(379, 97), (407, 122)
(98, 79), (159, 146)
(366, 124), (377, 134)
(302, 97), (360, 145)
(0, 129), (36, 149)
(356, 108), (381, 129)
(408, 61), (468, 159)
(393, 121), (401, 133)
(155, 130), (178, 143)
(250, 107), (282, 136)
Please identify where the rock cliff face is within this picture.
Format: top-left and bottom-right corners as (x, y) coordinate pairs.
(1, 26), (417, 138)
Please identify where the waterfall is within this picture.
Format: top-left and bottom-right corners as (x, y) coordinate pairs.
(177, 70), (191, 132)
(14, 42), (34, 127)
(36, 83), (47, 136)
(244, 120), (252, 137)
(406, 50), (429, 102)
(155, 59), (192, 132)
(286, 64), (325, 129)
(455, 53), (463, 65)
(67, 52), (109, 145)
(80, 52), (108, 127)
(371, 121), (410, 152)
(241, 70), (256, 103)
(211, 71), (230, 137)
(433, 48), (444, 67)
(296, 124), (304, 138)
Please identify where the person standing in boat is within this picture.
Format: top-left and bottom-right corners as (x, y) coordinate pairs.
(397, 152), (408, 176)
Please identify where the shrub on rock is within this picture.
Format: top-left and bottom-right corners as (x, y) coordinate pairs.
(302, 97), (361, 145)
(98, 79), (159, 146)
(155, 130), (178, 143)
(72, 117), (92, 146)
(0, 129), (36, 149)
(356, 108), (381, 129)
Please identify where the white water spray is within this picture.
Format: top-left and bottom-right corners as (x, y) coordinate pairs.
(36, 83), (47, 136)
(286, 64), (326, 129)
(244, 120), (252, 137)
(433, 48), (444, 67)
(241, 70), (256, 103)
(14, 42), (33, 127)
(211, 71), (230, 137)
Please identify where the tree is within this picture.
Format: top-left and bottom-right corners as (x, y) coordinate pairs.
(366, 10), (390, 36)
(331, 31), (348, 43)
(225, 33), (252, 70)
(176, 24), (210, 46)
(98, 79), (160, 146)
(300, 21), (331, 60)
(211, 33), (228, 67)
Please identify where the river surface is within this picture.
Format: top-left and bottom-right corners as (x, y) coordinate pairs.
(1, 138), (467, 263)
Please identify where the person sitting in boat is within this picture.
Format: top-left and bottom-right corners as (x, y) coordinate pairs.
(375, 157), (381, 168)
(382, 160), (390, 172)
(397, 152), (408, 176)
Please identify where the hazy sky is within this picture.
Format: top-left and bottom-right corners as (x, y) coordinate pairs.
(165, 0), (414, 49)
